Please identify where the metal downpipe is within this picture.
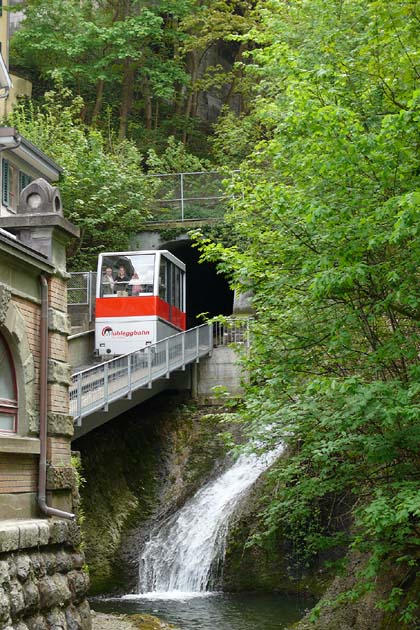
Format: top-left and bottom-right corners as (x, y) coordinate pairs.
(38, 274), (75, 520)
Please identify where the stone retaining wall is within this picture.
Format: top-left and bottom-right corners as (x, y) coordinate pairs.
(0, 519), (90, 630)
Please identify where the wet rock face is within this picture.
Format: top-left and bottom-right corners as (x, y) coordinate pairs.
(0, 522), (91, 629)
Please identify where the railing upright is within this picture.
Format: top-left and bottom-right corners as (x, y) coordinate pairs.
(165, 338), (170, 377)
(103, 363), (109, 412)
(147, 347), (152, 387)
(127, 354), (132, 399)
(75, 373), (82, 425)
(88, 272), (94, 322)
(181, 332), (185, 368)
(180, 172), (184, 221)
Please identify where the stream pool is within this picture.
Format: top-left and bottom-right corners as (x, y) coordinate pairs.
(91, 592), (314, 629)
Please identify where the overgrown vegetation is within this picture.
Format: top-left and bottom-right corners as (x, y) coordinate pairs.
(195, 0), (420, 625)
(8, 0), (420, 624)
(5, 88), (154, 268)
(10, 0), (257, 149)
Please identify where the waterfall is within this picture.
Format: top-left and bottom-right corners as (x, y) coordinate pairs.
(137, 445), (282, 596)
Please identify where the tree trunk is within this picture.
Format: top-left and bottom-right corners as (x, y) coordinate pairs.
(92, 78), (104, 123)
(119, 58), (135, 140)
(182, 50), (199, 143)
(143, 76), (153, 131)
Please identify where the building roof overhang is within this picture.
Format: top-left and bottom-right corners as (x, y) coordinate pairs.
(0, 227), (55, 274)
(0, 127), (63, 181)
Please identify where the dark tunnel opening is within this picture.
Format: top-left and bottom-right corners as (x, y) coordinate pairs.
(162, 240), (234, 328)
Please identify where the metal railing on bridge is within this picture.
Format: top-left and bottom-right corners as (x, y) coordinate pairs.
(70, 318), (251, 425)
(146, 170), (239, 222)
(67, 272), (97, 327)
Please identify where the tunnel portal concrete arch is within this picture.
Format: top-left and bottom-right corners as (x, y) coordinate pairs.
(159, 238), (233, 329)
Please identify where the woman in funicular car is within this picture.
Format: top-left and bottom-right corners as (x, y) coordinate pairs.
(114, 264), (132, 294)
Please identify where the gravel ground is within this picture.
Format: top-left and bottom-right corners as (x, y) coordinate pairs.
(91, 611), (175, 629)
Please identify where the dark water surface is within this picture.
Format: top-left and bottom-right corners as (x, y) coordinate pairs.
(91, 592), (314, 630)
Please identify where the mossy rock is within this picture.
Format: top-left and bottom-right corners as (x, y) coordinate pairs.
(130, 613), (176, 629)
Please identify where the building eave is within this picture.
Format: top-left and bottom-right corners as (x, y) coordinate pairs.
(0, 229), (55, 273)
(0, 127), (63, 181)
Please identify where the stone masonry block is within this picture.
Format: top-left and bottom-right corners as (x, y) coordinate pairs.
(77, 600), (91, 630)
(70, 553), (84, 571)
(45, 607), (66, 629)
(37, 522), (50, 547)
(30, 554), (46, 579)
(48, 521), (69, 546)
(0, 588), (10, 622)
(46, 466), (76, 492)
(16, 555), (31, 582)
(22, 580), (40, 615)
(47, 413), (74, 438)
(38, 574), (71, 610)
(0, 527), (19, 553)
(28, 413), (40, 435)
(25, 615), (48, 630)
(48, 309), (71, 335)
(65, 523), (81, 548)
(66, 571), (89, 604)
(0, 563), (10, 587)
(43, 553), (56, 576)
(65, 604), (82, 630)
(48, 360), (72, 386)
(22, 355), (36, 387)
(0, 284), (11, 325)
(55, 551), (73, 574)
(9, 579), (25, 617)
(18, 523), (41, 550)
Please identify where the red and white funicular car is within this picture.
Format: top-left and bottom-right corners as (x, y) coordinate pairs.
(95, 250), (186, 356)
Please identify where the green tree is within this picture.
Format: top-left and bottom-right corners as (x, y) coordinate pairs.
(196, 0), (420, 623)
(6, 89), (153, 268)
(11, 0), (193, 139)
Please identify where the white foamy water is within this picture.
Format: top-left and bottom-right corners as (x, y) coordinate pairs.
(137, 446), (282, 595)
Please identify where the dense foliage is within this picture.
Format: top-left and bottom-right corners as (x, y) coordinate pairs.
(197, 0), (420, 623)
(6, 90), (153, 268)
(10, 0), (257, 149)
(8, 0), (420, 622)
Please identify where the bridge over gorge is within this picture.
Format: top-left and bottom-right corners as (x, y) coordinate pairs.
(67, 169), (249, 438)
(68, 274), (250, 439)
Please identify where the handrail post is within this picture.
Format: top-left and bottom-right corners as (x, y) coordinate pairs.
(166, 338), (170, 377)
(76, 373), (82, 425)
(88, 271), (93, 322)
(196, 326), (200, 362)
(127, 354), (132, 399)
(147, 347), (152, 386)
(180, 172), (184, 221)
(103, 363), (109, 411)
(182, 332), (185, 368)
(208, 322), (213, 355)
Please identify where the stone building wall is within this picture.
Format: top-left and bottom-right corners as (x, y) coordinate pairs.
(0, 520), (90, 630)
(0, 176), (90, 628)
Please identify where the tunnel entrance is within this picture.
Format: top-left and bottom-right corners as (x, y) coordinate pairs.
(161, 240), (233, 328)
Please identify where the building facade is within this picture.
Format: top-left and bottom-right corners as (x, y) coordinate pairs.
(0, 136), (91, 628)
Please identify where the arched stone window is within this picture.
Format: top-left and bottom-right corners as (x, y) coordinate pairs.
(0, 333), (17, 432)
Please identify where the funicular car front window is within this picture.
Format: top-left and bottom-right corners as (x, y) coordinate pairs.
(100, 254), (155, 297)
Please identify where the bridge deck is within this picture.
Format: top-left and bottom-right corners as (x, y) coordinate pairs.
(70, 324), (213, 425)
